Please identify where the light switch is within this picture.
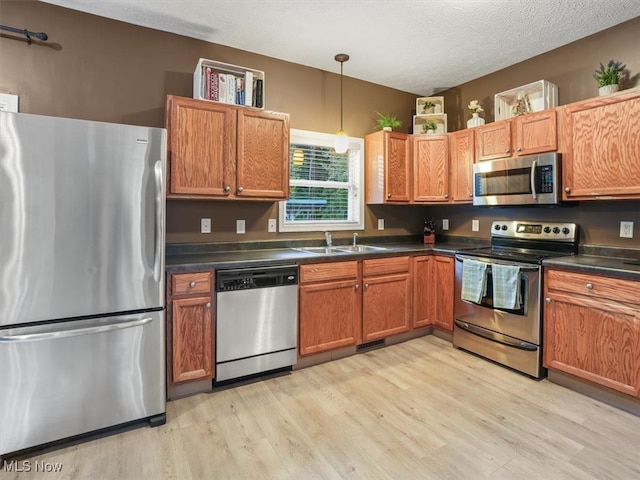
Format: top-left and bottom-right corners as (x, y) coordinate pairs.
(472, 219), (480, 232)
(268, 218), (277, 233)
(236, 219), (246, 234)
(378, 219), (385, 230)
(442, 219), (449, 231)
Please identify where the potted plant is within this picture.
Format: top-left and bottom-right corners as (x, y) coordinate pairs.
(593, 60), (626, 96)
(376, 112), (402, 131)
(422, 100), (436, 114)
(422, 121), (437, 134)
(423, 218), (436, 244)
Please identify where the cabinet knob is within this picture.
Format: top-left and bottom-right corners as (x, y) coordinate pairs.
(189, 281), (196, 288)
(365, 283), (369, 289)
(237, 186), (244, 193)
(505, 149), (510, 154)
(444, 194), (449, 199)
(205, 302), (211, 308)
(545, 298), (551, 303)
(586, 283), (593, 290)
(224, 185), (231, 193)
(515, 147), (522, 152)
(565, 187), (571, 193)
(387, 193), (391, 198)
(354, 284), (359, 290)
(469, 193), (473, 197)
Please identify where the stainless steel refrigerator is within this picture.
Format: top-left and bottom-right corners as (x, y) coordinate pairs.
(0, 111), (166, 456)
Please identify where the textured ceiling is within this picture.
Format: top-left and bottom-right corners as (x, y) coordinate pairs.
(41, 0), (640, 95)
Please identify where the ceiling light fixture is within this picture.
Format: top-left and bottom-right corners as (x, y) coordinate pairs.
(334, 53), (349, 154)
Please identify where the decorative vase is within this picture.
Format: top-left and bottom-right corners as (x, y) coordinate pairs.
(426, 129), (436, 135)
(434, 104), (442, 114)
(423, 106), (435, 114)
(467, 112), (485, 128)
(382, 126), (392, 132)
(598, 84), (619, 96)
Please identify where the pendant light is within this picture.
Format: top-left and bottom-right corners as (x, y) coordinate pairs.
(334, 53), (350, 154)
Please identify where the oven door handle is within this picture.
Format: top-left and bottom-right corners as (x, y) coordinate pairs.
(455, 320), (538, 351)
(530, 159), (537, 200)
(455, 255), (539, 271)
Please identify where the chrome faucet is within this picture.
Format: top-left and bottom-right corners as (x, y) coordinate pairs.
(352, 232), (358, 247)
(324, 231), (332, 247)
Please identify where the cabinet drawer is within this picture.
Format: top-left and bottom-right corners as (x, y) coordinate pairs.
(171, 271), (212, 296)
(363, 256), (410, 277)
(546, 269), (639, 305)
(300, 261), (359, 283)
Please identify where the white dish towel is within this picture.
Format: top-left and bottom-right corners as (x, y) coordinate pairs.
(492, 264), (521, 310)
(461, 259), (488, 304)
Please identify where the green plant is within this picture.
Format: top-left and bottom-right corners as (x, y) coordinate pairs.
(376, 112), (402, 130)
(422, 121), (437, 133)
(422, 101), (435, 113)
(593, 60), (626, 87)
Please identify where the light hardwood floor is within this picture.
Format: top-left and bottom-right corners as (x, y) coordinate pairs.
(4, 335), (640, 479)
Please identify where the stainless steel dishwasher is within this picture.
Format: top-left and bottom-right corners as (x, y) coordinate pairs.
(215, 265), (298, 382)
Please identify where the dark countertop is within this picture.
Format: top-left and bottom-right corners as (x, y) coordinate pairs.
(543, 254), (640, 280)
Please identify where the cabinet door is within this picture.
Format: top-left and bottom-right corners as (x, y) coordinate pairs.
(562, 91), (640, 200)
(172, 296), (213, 383)
(385, 132), (411, 202)
(476, 120), (512, 161)
(544, 294), (640, 397)
(512, 110), (557, 155)
(362, 273), (411, 342)
(299, 279), (360, 356)
(413, 134), (449, 202)
(236, 109), (290, 199)
(413, 256), (434, 328)
(432, 256), (454, 331)
(167, 96), (235, 197)
(449, 129), (475, 203)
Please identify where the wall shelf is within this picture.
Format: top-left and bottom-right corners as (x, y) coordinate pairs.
(193, 58), (265, 109)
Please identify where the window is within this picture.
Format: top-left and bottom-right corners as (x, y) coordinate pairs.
(278, 129), (364, 232)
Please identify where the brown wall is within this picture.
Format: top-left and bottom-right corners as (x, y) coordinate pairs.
(1, 2), (638, 248)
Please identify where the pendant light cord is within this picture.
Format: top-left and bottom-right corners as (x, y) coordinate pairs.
(340, 60), (344, 131)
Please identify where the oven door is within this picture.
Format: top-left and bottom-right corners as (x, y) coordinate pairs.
(454, 255), (541, 344)
(472, 153), (560, 206)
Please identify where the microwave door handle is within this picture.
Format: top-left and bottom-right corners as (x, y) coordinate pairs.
(530, 159), (537, 200)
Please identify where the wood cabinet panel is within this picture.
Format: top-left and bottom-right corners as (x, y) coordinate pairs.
(412, 134), (449, 202)
(449, 129), (474, 203)
(432, 256), (454, 331)
(171, 296), (213, 383)
(513, 110), (557, 155)
(362, 256), (410, 277)
(365, 131), (411, 203)
(300, 261), (359, 283)
(412, 256), (434, 328)
(171, 271), (212, 296)
(476, 120), (512, 161)
(362, 273), (411, 341)
(561, 88), (640, 200)
(236, 109), (290, 198)
(546, 269), (640, 305)
(299, 279), (360, 356)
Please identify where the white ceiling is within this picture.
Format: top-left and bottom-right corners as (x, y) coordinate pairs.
(41, 0), (640, 95)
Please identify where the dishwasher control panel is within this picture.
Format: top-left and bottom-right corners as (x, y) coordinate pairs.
(216, 265), (298, 292)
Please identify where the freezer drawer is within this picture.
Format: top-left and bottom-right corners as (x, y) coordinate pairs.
(0, 311), (165, 456)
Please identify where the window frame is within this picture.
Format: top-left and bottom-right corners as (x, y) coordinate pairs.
(278, 129), (365, 233)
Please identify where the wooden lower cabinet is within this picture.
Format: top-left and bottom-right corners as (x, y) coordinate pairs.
(167, 271), (214, 385)
(544, 268), (640, 397)
(299, 262), (360, 356)
(432, 256), (455, 331)
(412, 256), (434, 328)
(362, 258), (412, 341)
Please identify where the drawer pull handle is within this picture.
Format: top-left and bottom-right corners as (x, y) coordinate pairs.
(586, 283), (593, 290)
(205, 302), (211, 309)
(189, 281), (196, 288)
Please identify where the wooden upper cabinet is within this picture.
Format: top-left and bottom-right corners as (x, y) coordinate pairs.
(512, 110), (557, 155)
(449, 129), (475, 203)
(365, 130), (411, 203)
(412, 134), (449, 202)
(561, 88), (640, 200)
(476, 120), (512, 161)
(166, 95), (290, 200)
(476, 111), (557, 161)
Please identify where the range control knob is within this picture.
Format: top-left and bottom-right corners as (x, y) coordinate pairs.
(552, 227), (560, 234)
(543, 226), (551, 233)
(501, 225), (508, 231)
(562, 227), (570, 235)
(494, 224), (501, 231)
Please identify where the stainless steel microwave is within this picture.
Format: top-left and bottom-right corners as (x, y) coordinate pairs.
(473, 152), (562, 206)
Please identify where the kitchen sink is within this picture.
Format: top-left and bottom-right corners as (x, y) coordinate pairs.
(335, 245), (388, 253)
(293, 246), (347, 255)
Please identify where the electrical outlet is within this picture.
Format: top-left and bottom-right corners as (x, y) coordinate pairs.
(442, 219), (449, 231)
(0, 93), (19, 112)
(620, 221), (634, 238)
(236, 219), (246, 234)
(378, 219), (385, 230)
(268, 218), (277, 233)
(200, 218), (211, 234)
(472, 219), (480, 232)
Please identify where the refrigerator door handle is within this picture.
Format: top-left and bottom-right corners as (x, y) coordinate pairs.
(153, 160), (164, 283)
(0, 317), (153, 343)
